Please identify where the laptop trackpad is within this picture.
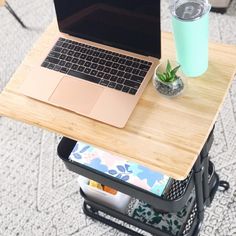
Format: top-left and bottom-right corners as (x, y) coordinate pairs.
(49, 76), (104, 115)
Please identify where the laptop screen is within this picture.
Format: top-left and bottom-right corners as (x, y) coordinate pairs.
(54, 0), (161, 58)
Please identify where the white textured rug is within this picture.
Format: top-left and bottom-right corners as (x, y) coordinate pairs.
(0, 1), (236, 235)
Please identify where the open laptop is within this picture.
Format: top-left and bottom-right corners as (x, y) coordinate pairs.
(20, 0), (161, 128)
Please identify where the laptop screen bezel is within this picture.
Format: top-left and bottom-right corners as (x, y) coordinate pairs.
(53, 0), (161, 59)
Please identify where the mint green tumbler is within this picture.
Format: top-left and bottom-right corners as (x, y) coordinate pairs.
(171, 0), (211, 77)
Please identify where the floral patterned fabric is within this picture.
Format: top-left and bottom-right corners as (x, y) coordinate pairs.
(129, 190), (195, 236)
(69, 141), (171, 196)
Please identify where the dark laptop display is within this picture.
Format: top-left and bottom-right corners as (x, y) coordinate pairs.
(53, 0), (161, 58)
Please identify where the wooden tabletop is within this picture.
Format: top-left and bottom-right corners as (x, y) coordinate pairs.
(0, 0), (5, 7)
(1, 21), (236, 180)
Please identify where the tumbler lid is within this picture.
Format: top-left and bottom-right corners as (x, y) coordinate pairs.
(170, 0), (211, 21)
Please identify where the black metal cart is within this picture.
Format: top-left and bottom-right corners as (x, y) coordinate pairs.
(57, 127), (229, 236)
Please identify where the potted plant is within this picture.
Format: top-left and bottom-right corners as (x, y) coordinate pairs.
(153, 60), (186, 97)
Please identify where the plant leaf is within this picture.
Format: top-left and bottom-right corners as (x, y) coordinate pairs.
(116, 173), (122, 179)
(171, 65), (181, 76)
(121, 175), (129, 181)
(158, 74), (166, 82)
(117, 165), (125, 173)
(166, 60), (172, 73)
(167, 71), (172, 80)
(108, 169), (117, 175)
(73, 153), (82, 160)
(161, 75), (167, 82)
(125, 164), (130, 171)
(79, 145), (90, 153)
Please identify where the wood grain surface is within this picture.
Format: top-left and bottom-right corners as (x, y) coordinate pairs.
(0, 21), (236, 180)
(0, 0), (5, 7)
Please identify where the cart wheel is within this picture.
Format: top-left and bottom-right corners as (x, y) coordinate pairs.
(219, 181), (230, 192)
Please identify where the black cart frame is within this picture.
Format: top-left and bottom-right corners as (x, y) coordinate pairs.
(57, 126), (229, 236)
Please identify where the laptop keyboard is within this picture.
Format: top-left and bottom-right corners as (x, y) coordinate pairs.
(41, 38), (152, 95)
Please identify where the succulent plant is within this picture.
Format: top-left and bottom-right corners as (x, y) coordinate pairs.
(156, 60), (181, 83)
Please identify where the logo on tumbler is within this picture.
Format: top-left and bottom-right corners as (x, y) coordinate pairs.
(176, 2), (204, 20)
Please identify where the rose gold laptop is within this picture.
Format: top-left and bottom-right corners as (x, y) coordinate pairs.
(20, 0), (161, 128)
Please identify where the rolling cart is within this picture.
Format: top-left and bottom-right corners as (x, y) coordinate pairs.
(57, 127), (229, 236)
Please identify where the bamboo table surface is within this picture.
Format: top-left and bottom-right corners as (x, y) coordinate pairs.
(0, 0), (5, 7)
(1, 21), (236, 180)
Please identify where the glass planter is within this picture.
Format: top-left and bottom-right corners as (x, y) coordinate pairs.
(153, 61), (186, 97)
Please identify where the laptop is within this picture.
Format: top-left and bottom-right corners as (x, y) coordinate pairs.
(20, 0), (161, 128)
